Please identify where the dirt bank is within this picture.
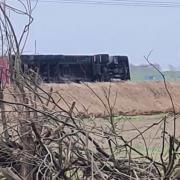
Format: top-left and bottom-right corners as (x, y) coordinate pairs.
(40, 81), (180, 116)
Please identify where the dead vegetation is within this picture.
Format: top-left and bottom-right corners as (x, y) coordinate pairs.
(0, 1), (179, 180)
(38, 81), (180, 117)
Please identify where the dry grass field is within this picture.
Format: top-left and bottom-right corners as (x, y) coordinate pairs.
(4, 81), (180, 142)
(38, 81), (180, 155)
(40, 81), (180, 157)
(41, 81), (180, 116)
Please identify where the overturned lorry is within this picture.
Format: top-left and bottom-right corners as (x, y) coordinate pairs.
(20, 54), (130, 83)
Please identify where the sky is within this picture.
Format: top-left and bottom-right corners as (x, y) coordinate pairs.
(11, 0), (180, 69)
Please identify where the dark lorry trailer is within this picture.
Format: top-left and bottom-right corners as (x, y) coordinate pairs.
(20, 54), (130, 83)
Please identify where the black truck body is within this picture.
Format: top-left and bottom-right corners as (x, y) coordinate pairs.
(20, 54), (130, 83)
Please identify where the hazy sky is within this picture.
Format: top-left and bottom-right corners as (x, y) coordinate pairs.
(13, 1), (180, 69)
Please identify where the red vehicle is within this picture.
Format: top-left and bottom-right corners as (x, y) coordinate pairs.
(0, 57), (9, 86)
